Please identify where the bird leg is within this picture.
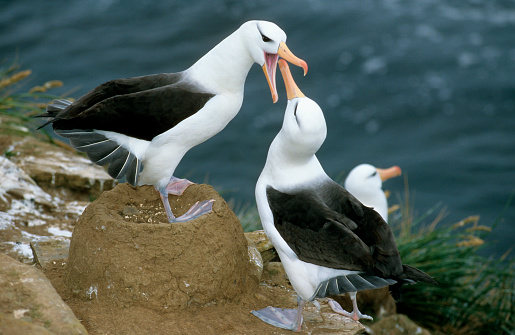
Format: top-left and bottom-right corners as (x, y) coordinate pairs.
(251, 295), (305, 332)
(328, 292), (373, 321)
(156, 176), (214, 223)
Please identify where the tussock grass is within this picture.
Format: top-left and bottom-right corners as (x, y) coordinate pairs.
(0, 58), (67, 143)
(392, 180), (514, 335)
(0, 59), (63, 118)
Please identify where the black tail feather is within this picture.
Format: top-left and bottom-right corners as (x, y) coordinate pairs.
(390, 264), (437, 301)
(35, 99), (73, 129)
(401, 264), (437, 284)
(34, 99), (143, 185)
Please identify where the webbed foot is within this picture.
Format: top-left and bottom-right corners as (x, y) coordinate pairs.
(251, 307), (303, 332)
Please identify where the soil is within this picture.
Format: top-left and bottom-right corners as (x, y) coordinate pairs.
(65, 183), (252, 311)
(45, 261), (307, 335)
(40, 183), (362, 335)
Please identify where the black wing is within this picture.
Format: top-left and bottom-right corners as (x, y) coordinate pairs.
(266, 182), (403, 278)
(44, 73), (215, 141)
(266, 185), (374, 272)
(317, 180), (405, 278)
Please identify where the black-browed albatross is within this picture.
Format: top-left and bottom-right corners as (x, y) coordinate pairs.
(344, 164), (402, 223)
(37, 20), (308, 223)
(326, 163), (401, 318)
(252, 60), (435, 332)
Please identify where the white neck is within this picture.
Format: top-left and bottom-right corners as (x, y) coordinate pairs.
(186, 32), (255, 94)
(263, 140), (328, 190)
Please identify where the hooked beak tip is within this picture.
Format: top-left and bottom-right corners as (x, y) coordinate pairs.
(301, 61), (308, 76)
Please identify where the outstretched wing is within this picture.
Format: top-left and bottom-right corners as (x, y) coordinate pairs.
(37, 73), (214, 185)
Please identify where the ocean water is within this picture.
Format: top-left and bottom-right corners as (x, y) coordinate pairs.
(1, 0), (513, 257)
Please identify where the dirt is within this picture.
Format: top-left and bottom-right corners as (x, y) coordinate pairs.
(45, 261), (306, 335)
(39, 183), (365, 334)
(65, 183), (252, 311)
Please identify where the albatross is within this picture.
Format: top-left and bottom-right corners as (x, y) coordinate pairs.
(37, 20), (308, 223)
(252, 60), (435, 332)
(344, 164), (402, 222)
(325, 163), (402, 318)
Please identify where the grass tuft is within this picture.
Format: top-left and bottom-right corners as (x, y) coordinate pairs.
(0, 58), (70, 142)
(391, 183), (514, 335)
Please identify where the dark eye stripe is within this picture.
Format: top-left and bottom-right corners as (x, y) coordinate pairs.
(261, 34), (271, 42)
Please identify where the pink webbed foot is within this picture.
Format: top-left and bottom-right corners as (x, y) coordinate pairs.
(172, 199), (214, 222)
(165, 176), (194, 195)
(251, 307), (303, 332)
(328, 297), (373, 321)
(156, 176), (214, 223)
(251, 296), (305, 332)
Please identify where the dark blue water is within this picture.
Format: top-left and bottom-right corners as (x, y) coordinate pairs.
(2, 0), (513, 257)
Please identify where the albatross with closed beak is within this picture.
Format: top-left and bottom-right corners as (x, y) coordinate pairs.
(252, 60), (435, 332)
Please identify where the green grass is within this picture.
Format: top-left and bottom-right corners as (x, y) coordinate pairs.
(0, 58), (67, 142)
(235, 183), (514, 335)
(391, 182), (514, 335)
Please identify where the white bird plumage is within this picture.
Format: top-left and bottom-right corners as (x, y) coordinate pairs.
(39, 20), (307, 223)
(344, 163), (401, 222)
(252, 60), (435, 332)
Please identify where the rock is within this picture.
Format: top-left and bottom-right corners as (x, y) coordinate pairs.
(31, 237), (70, 270)
(245, 229), (278, 264)
(0, 156), (55, 212)
(65, 183), (254, 310)
(0, 141), (105, 263)
(265, 261), (292, 288)
(246, 236), (264, 281)
(368, 314), (431, 334)
(12, 141), (116, 200)
(0, 253), (87, 335)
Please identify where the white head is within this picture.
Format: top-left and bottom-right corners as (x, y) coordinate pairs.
(344, 164), (401, 222)
(238, 21), (308, 103)
(273, 60), (326, 160)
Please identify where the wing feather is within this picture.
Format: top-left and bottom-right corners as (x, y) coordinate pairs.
(46, 73), (215, 141)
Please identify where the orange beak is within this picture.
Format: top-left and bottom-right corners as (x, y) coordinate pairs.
(278, 59), (305, 100)
(377, 166), (402, 181)
(262, 41), (308, 103)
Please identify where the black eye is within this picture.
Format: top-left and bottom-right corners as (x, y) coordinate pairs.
(261, 34), (271, 42)
(370, 171), (377, 178)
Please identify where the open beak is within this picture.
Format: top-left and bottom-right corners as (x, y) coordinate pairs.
(278, 59), (305, 100)
(262, 41), (308, 103)
(377, 166), (402, 181)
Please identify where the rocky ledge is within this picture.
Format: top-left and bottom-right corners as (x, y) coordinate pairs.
(0, 115), (430, 334)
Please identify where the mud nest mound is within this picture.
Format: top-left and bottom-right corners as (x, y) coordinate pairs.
(65, 183), (252, 311)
